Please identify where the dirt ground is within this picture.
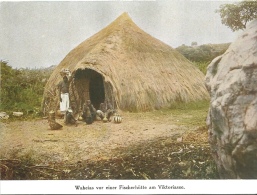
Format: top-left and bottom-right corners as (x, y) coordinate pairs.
(0, 111), (190, 165)
(1, 109), (219, 179)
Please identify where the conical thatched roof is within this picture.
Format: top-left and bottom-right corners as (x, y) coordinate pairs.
(42, 12), (209, 114)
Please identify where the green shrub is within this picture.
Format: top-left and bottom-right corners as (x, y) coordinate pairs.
(0, 61), (51, 117)
(176, 43), (230, 63)
(192, 61), (210, 75)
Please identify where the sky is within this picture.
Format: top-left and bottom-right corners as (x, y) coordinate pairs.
(0, 0), (240, 69)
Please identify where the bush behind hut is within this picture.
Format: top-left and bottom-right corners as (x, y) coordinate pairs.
(0, 61), (52, 118)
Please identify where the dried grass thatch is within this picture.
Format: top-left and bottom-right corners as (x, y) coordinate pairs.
(42, 12), (209, 115)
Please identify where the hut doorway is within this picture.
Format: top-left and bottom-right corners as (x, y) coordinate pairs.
(73, 69), (105, 110)
(89, 72), (105, 109)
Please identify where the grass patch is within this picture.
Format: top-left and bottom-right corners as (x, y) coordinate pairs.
(145, 100), (210, 127)
(169, 100), (209, 110)
(169, 100), (209, 127)
(192, 61), (210, 75)
(125, 100), (209, 128)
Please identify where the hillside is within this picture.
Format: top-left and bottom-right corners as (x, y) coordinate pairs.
(176, 43), (231, 62)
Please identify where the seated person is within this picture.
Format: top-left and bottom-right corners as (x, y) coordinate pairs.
(64, 108), (77, 126)
(96, 100), (115, 121)
(82, 100), (96, 124)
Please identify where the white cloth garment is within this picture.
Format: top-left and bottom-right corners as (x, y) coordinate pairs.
(60, 93), (69, 112)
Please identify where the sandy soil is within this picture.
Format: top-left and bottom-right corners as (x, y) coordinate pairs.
(0, 111), (190, 165)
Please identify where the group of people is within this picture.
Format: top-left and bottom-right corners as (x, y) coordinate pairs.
(81, 99), (115, 124)
(62, 99), (115, 126)
(57, 69), (115, 126)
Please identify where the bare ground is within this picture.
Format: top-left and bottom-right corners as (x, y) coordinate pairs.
(0, 111), (187, 163)
(0, 109), (219, 179)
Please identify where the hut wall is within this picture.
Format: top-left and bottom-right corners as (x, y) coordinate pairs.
(73, 77), (90, 112)
(104, 81), (117, 109)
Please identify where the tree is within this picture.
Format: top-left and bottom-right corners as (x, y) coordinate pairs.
(191, 42), (198, 47)
(217, 0), (257, 31)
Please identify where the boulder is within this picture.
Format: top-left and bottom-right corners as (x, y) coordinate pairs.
(0, 112), (9, 120)
(12, 112), (23, 117)
(205, 20), (257, 179)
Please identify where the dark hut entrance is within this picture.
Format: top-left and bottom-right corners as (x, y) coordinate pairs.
(89, 72), (105, 109)
(73, 69), (105, 110)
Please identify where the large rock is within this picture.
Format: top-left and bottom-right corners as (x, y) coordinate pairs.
(205, 20), (257, 179)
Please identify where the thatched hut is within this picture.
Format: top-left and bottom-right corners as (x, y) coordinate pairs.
(42, 12), (209, 115)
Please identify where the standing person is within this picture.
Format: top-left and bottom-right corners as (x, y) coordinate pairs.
(82, 100), (97, 124)
(57, 69), (72, 115)
(96, 100), (115, 121)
